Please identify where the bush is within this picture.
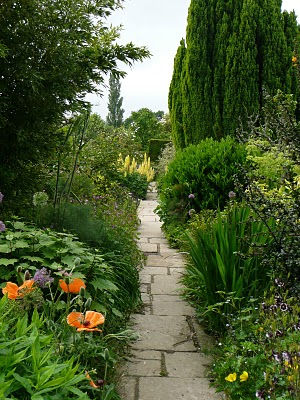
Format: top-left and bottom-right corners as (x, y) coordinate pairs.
(156, 136), (247, 233)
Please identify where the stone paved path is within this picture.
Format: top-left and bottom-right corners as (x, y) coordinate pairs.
(118, 188), (223, 400)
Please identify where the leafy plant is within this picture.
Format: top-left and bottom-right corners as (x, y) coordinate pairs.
(0, 298), (88, 399)
(156, 136), (247, 236)
(183, 203), (276, 333)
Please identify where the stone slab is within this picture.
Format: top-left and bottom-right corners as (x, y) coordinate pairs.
(130, 350), (162, 360)
(152, 294), (182, 302)
(165, 352), (211, 378)
(131, 315), (195, 351)
(139, 243), (158, 253)
(149, 238), (169, 244)
(138, 377), (222, 400)
(139, 274), (152, 284)
(140, 267), (168, 275)
(140, 215), (160, 222)
(123, 359), (161, 376)
(152, 301), (195, 316)
(117, 376), (137, 400)
(146, 255), (169, 267)
(151, 276), (181, 295)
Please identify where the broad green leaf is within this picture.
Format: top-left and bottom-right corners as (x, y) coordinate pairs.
(112, 308), (123, 318)
(21, 255), (44, 262)
(12, 221), (26, 230)
(14, 240), (30, 249)
(0, 244), (12, 253)
(0, 258), (18, 266)
(91, 278), (118, 292)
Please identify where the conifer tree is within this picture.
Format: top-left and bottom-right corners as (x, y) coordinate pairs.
(106, 73), (124, 127)
(169, 0), (299, 147)
(168, 39), (186, 149)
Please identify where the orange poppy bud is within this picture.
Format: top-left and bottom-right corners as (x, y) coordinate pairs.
(67, 310), (105, 332)
(85, 371), (100, 388)
(59, 278), (86, 294)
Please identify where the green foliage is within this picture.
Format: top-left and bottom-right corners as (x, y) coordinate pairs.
(183, 203), (276, 333)
(124, 108), (167, 151)
(0, 219), (141, 321)
(106, 73), (124, 127)
(168, 38), (186, 149)
(0, 0), (150, 212)
(156, 136), (247, 232)
(170, 0), (299, 146)
(116, 172), (149, 200)
(148, 139), (172, 163)
(211, 281), (300, 399)
(0, 300), (88, 399)
(236, 91), (300, 290)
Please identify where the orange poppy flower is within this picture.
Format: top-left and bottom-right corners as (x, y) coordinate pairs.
(59, 278), (86, 294)
(67, 310), (105, 332)
(2, 280), (35, 299)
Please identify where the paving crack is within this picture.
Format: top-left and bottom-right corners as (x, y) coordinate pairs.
(160, 352), (168, 377)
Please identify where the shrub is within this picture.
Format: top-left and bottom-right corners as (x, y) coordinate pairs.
(156, 136), (247, 236)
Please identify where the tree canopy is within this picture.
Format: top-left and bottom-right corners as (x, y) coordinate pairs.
(0, 0), (150, 206)
(169, 0), (300, 148)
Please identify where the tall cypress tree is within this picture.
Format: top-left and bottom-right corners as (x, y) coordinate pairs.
(223, 0), (259, 134)
(181, 0), (214, 145)
(169, 0), (299, 147)
(106, 73), (124, 127)
(168, 39), (186, 149)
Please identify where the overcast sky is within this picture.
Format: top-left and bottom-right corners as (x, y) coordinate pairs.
(87, 0), (300, 120)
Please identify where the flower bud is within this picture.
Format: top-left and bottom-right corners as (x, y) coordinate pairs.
(104, 348), (110, 362)
(17, 266), (22, 273)
(79, 286), (85, 297)
(84, 297), (92, 309)
(24, 270), (31, 280)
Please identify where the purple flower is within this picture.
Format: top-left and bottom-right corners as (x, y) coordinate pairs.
(228, 191), (236, 199)
(33, 268), (54, 288)
(188, 193), (195, 199)
(0, 221), (6, 232)
(0, 192), (4, 203)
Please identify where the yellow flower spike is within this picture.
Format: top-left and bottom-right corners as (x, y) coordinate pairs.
(225, 373), (237, 382)
(240, 371), (249, 382)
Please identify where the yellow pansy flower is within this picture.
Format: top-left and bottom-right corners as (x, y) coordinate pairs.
(240, 371), (249, 382)
(225, 372), (237, 382)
